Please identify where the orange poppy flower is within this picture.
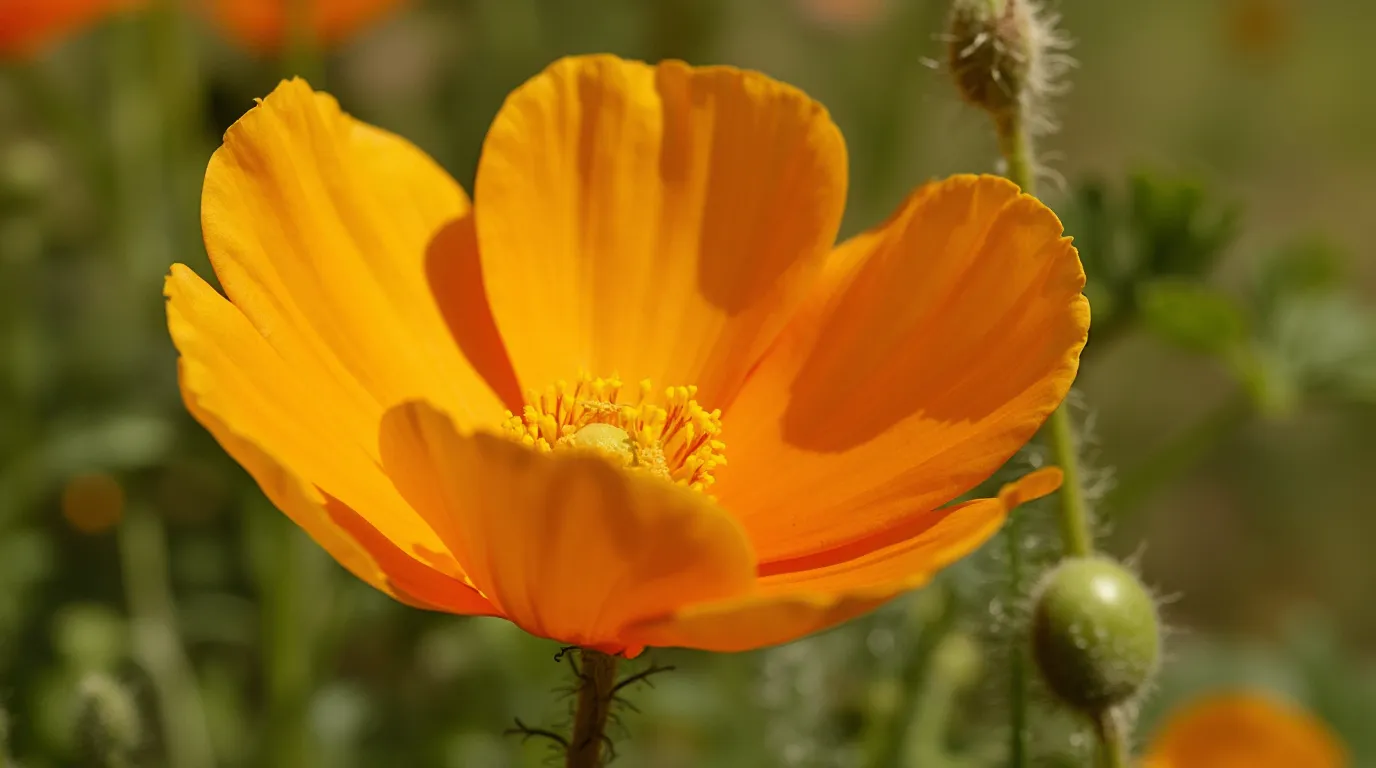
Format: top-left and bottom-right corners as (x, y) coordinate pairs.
(0, 0), (141, 56)
(165, 55), (1089, 656)
(1144, 691), (1347, 768)
(204, 0), (406, 51)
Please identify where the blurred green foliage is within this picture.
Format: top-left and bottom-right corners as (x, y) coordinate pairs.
(1, 1), (1374, 766)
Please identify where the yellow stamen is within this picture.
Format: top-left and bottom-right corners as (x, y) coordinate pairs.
(499, 372), (726, 492)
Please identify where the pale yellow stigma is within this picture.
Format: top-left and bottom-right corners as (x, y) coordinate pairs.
(499, 372), (727, 493)
(569, 423), (636, 464)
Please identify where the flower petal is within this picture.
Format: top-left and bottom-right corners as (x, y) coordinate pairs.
(758, 468), (1061, 588)
(717, 175), (1089, 562)
(377, 401), (758, 654)
(623, 471), (1055, 651)
(166, 265), (458, 574)
(474, 54), (847, 404)
(1144, 692), (1347, 768)
(175, 333), (494, 617)
(201, 78), (508, 437)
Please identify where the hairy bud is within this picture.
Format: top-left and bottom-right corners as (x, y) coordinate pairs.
(946, 0), (1071, 130)
(1030, 557), (1161, 714)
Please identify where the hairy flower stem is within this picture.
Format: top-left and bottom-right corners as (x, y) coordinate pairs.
(994, 110), (1095, 560)
(1095, 710), (1131, 768)
(992, 71), (1131, 768)
(567, 650), (619, 768)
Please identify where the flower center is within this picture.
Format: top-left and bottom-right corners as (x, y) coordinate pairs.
(500, 373), (726, 492)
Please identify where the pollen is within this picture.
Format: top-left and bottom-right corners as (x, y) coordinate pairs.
(499, 372), (727, 493)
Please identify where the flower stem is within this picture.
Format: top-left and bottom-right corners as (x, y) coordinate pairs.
(1003, 524), (1029, 765)
(1046, 404), (1094, 558)
(258, 510), (319, 768)
(863, 589), (955, 768)
(119, 507), (215, 768)
(1095, 709), (1131, 768)
(567, 650), (618, 768)
(992, 96), (1109, 765)
(993, 109), (1095, 560)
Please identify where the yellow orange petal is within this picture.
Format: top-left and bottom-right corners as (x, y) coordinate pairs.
(204, 0), (406, 51)
(166, 264), (458, 577)
(624, 471), (1056, 651)
(0, 0), (140, 56)
(1144, 692), (1348, 768)
(377, 401), (758, 654)
(200, 78), (508, 433)
(424, 214), (522, 411)
(759, 468), (1061, 589)
(474, 54), (848, 405)
(178, 362), (494, 615)
(717, 175), (1089, 562)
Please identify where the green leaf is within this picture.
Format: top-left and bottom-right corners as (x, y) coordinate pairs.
(1128, 173), (1241, 279)
(1263, 295), (1376, 404)
(1137, 280), (1248, 355)
(1259, 237), (1346, 300)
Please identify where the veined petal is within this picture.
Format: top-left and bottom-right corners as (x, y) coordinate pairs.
(623, 471), (1056, 651)
(201, 78), (509, 438)
(185, 386), (496, 615)
(758, 468), (1061, 588)
(166, 265), (460, 577)
(205, 0), (406, 51)
(474, 54), (848, 405)
(1144, 692), (1347, 768)
(377, 401), (758, 655)
(717, 175), (1089, 562)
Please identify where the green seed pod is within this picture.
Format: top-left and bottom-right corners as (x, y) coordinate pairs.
(1031, 556), (1161, 714)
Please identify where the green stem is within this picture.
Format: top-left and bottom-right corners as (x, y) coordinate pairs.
(1003, 523), (1029, 765)
(909, 632), (979, 762)
(1105, 391), (1252, 520)
(1047, 406), (1094, 558)
(1095, 710), (1131, 768)
(118, 508), (215, 768)
(567, 650), (618, 768)
(995, 109), (1095, 560)
(259, 511), (318, 767)
(995, 112), (1037, 198)
(862, 590), (955, 768)
(106, 12), (213, 766)
(990, 95), (1102, 768)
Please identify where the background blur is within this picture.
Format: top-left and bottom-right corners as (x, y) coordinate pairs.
(2, 0), (1374, 766)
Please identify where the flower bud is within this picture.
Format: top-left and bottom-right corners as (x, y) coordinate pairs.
(947, 0), (1033, 116)
(1031, 556), (1161, 714)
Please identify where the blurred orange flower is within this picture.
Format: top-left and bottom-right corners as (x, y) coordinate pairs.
(60, 471), (126, 534)
(0, 0), (141, 56)
(165, 55), (1088, 656)
(797, 0), (890, 30)
(1225, 0), (1290, 63)
(204, 0), (407, 52)
(1145, 691), (1348, 768)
